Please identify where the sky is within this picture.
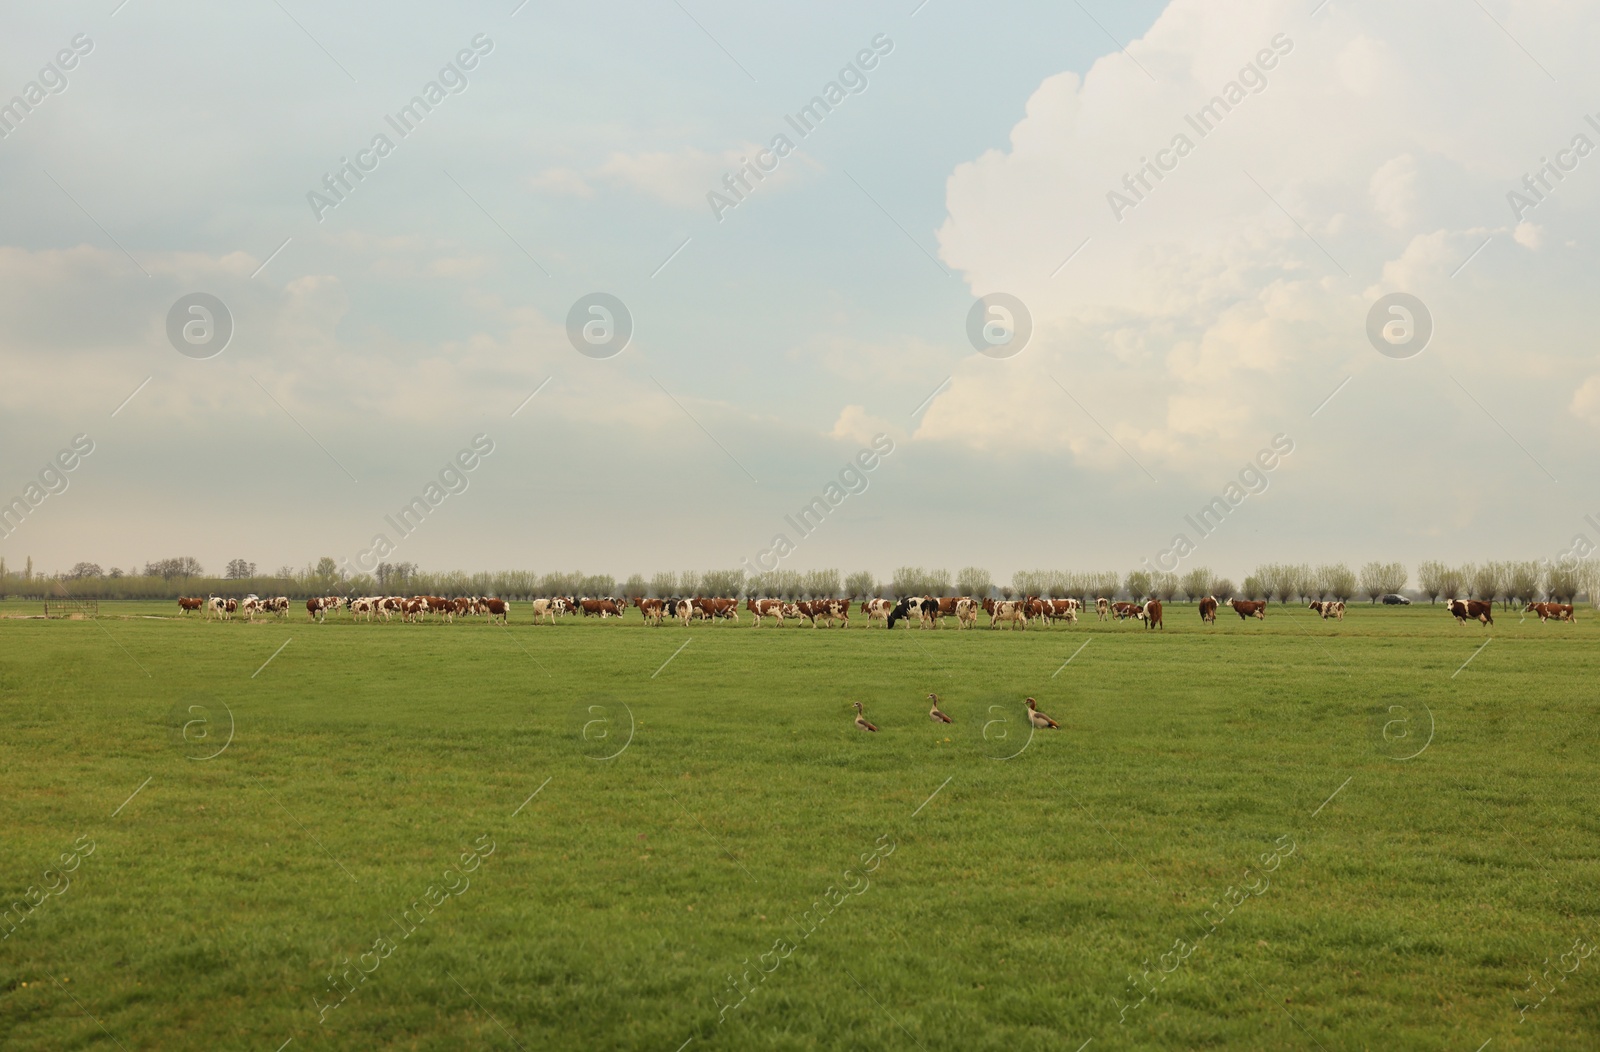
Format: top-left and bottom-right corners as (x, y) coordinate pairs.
(1, 0), (1596, 585)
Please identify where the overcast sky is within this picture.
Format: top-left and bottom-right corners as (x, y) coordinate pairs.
(1, 0), (1596, 583)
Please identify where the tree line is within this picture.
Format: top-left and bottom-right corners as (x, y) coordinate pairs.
(0, 555), (1592, 605)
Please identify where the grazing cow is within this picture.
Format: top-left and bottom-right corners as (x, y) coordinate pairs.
(1229, 599), (1268, 621)
(956, 597), (979, 630)
(1447, 598), (1494, 626)
(886, 597), (913, 629)
(1198, 596), (1218, 624)
(1143, 599), (1163, 629)
(1111, 602), (1142, 621)
(1095, 597), (1111, 621)
(1307, 599), (1343, 619)
(178, 596), (204, 615)
(861, 598), (893, 626)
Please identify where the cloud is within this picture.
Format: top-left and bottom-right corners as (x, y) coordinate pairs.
(1573, 375), (1600, 427)
(922, 0), (1600, 485)
(829, 404), (896, 445)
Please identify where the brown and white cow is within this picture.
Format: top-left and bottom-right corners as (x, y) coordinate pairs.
(481, 598), (510, 624)
(955, 597), (979, 630)
(988, 599), (1027, 630)
(861, 598), (893, 626)
(1111, 601), (1143, 621)
(1095, 597), (1110, 621)
(1447, 598), (1494, 626)
(1198, 595), (1218, 624)
(307, 596), (328, 622)
(1307, 599), (1345, 619)
(1143, 599), (1163, 629)
(579, 597), (623, 618)
(1040, 599), (1079, 626)
(746, 597), (784, 626)
(178, 596), (204, 615)
(1229, 599), (1268, 620)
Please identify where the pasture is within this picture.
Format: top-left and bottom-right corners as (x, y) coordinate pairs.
(2, 600), (1597, 1050)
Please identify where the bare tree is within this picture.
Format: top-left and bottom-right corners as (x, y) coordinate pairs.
(1437, 564), (1466, 602)
(845, 570), (876, 598)
(1416, 560), (1445, 604)
(702, 569), (746, 596)
(1124, 569), (1153, 601)
(1179, 566), (1214, 601)
(956, 566), (991, 598)
(1505, 561), (1541, 606)
(924, 569), (952, 596)
(68, 562), (103, 579)
(1212, 577), (1236, 600)
(800, 569), (841, 598)
(890, 567), (928, 598)
(1470, 562), (1503, 604)
(225, 559), (257, 579)
(649, 571), (677, 598)
(1546, 562), (1580, 602)
(622, 574), (648, 600)
(1241, 575), (1265, 600)
(1319, 563), (1357, 601)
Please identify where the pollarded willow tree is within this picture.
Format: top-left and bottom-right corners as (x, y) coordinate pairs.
(956, 566), (992, 599)
(1179, 566), (1215, 601)
(844, 571), (876, 598)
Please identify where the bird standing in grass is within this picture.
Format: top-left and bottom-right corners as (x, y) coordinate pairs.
(927, 693), (953, 724)
(1026, 697), (1059, 729)
(853, 701), (878, 732)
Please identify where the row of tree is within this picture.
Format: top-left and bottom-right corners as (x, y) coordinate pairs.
(1, 556), (1593, 604)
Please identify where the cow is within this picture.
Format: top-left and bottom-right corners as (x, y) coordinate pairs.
(1095, 597), (1111, 621)
(746, 597), (784, 627)
(956, 597), (979, 630)
(823, 598), (849, 627)
(1040, 599), (1078, 626)
(580, 597), (623, 619)
(861, 598), (893, 627)
(1229, 599), (1268, 621)
(1525, 601), (1575, 623)
(634, 597), (664, 626)
(1307, 599), (1344, 619)
(402, 598), (425, 623)
(1143, 599), (1163, 629)
(988, 599), (1027, 630)
(1447, 598), (1494, 626)
(207, 596), (227, 620)
(886, 597), (913, 629)
(240, 597), (266, 622)
(178, 596), (204, 615)
(307, 596), (328, 622)
(1111, 602), (1143, 621)
(1198, 596), (1218, 624)
(480, 598), (509, 624)
(674, 599), (694, 626)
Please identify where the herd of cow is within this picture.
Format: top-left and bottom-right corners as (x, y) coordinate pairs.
(174, 592), (1576, 628)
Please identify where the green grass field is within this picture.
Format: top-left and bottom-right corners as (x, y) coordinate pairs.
(2, 600), (1597, 1050)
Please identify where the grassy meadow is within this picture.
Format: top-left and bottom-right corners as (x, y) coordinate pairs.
(1, 599), (1598, 1050)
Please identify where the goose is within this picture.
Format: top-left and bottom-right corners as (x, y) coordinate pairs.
(926, 693), (953, 724)
(1025, 697), (1059, 730)
(853, 701), (878, 732)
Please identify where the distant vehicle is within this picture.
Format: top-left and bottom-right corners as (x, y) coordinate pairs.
(1380, 594), (1411, 605)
